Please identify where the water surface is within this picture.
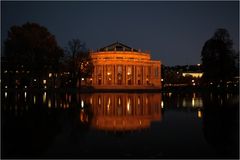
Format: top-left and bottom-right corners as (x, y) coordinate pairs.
(2, 91), (239, 158)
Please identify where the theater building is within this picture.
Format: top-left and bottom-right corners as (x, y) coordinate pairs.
(89, 42), (161, 90)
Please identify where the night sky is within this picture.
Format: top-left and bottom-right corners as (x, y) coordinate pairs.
(1, 1), (239, 66)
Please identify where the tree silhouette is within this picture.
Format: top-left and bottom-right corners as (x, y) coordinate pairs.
(201, 28), (237, 84)
(65, 39), (93, 88)
(4, 22), (64, 80)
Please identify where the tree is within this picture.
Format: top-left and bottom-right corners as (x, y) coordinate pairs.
(65, 39), (93, 88)
(201, 28), (237, 84)
(4, 22), (64, 79)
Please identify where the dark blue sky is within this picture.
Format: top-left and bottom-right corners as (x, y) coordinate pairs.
(1, 1), (239, 66)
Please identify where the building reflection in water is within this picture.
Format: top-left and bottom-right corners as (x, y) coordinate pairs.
(78, 93), (162, 132)
(3, 91), (237, 129)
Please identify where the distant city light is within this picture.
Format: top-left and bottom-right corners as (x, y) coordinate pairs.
(33, 96), (36, 104)
(43, 79), (47, 84)
(107, 72), (111, 75)
(48, 99), (51, 108)
(49, 73), (52, 78)
(161, 79), (164, 82)
(192, 98), (195, 107)
(34, 79), (37, 82)
(197, 110), (202, 118)
(5, 85), (8, 89)
(197, 64), (201, 66)
(24, 86), (27, 89)
(82, 78), (84, 81)
(43, 92), (47, 103)
(4, 70), (7, 73)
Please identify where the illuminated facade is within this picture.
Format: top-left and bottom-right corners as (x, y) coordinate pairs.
(89, 42), (161, 89)
(182, 72), (203, 78)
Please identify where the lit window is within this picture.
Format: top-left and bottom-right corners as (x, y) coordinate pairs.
(118, 66), (122, 74)
(127, 66), (132, 75)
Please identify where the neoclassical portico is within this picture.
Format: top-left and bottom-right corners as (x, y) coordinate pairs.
(89, 42), (161, 89)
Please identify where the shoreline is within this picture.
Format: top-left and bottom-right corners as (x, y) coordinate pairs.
(2, 85), (239, 94)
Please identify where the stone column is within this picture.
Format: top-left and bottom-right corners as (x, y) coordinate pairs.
(123, 65), (126, 85)
(113, 65), (115, 85)
(143, 65), (146, 85)
(133, 65), (136, 86)
(102, 65), (104, 85)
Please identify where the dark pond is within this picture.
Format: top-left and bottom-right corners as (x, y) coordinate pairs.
(1, 90), (239, 158)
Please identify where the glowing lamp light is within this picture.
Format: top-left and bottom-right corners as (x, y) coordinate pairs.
(127, 72), (131, 75)
(49, 73), (52, 78)
(81, 100), (84, 108)
(161, 79), (164, 82)
(82, 78), (84, 81)
(34, 79), (37, 82)
(5, 85), (8, 89)
(161, 101), (164, 108)
(107, 72), (111, 75)
(43, 79), (47, 84)
(197, 110), (202, 118)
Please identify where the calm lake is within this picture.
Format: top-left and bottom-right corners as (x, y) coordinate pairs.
(2, 90), (239, 158)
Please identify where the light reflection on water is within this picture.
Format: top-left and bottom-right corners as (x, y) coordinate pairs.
(1, 90), (239, 158)
(2, 91), (238, 117)
(3, 91), (237, 129)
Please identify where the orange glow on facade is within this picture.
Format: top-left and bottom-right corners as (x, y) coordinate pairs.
(82, 42), (162, 89)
